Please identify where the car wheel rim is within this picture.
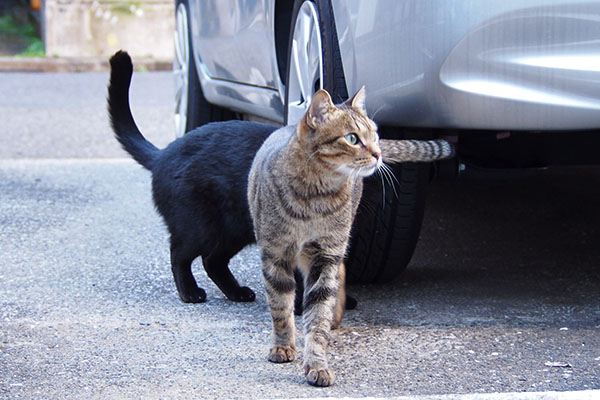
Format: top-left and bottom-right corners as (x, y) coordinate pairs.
(287, 1), (323, 125)
(174, 3), (189, 137)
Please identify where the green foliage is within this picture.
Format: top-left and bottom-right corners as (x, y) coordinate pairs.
(0, 13), (45, 57)
(0, 14), (35, 37)
(20, 38), (45, 57)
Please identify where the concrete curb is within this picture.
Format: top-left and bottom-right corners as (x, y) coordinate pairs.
(0, 56), (172, 72)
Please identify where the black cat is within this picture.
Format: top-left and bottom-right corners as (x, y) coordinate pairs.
(107, 51), (357, 311)
(107, 50), (276, 303)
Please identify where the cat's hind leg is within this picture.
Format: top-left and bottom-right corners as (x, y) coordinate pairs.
(170, 240), (206, 303)
(202, 245), (255, 302)
(331, 262), (347, 330)
(294, 265), (357, 319)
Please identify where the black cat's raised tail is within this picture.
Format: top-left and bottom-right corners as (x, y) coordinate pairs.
(108, 50), (159, 170)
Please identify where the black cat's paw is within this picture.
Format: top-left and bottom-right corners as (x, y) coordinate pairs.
(345, 294), (357, 310)
(178, 287), (207, 303)
(227, 286), (256, 302)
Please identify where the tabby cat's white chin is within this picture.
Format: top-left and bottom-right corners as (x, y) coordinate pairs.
(359, 165), (379, 177)
(337, 162), (380, 177)
(359, 157), (383, 177)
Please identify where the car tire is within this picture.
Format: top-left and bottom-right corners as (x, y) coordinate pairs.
(174, 0), (236, 137)
(284, 0), (428, 283)
(284, 0), (347, 125)
(347, 141), (429, 283)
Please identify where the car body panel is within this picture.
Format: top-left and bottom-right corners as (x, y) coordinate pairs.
(332, 0), (600, 130)
(187, 0), (284, 121)
(187, 0), (600, 130)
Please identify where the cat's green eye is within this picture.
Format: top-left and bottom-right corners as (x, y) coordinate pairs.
(344, 133), (359, 145)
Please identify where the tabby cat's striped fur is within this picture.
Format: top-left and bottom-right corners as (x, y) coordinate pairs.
(381, 138), (454, 163)
(248, 88), (454, 387)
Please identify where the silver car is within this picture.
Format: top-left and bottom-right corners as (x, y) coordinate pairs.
(172, 0), (600, 283)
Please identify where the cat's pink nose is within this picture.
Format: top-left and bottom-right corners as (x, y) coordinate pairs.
(372, 151), (381, 160)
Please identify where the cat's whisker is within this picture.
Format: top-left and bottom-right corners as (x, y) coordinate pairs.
(382, 162), (400, 185)
(380, 166), (393, 201)
(354, 166), (363, 182)
(371, 104), (386, 121)
(377, 164), (390, 189)
(305, 149), (321, 167)
(376, 168), (386, 209)
(383, 166), (398, 188)
(380, 163), (399, 199)
(359, 196), (378, 217)
(385, 165), (400, 199)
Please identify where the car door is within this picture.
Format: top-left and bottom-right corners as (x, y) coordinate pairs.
(188, 0), (280, 90)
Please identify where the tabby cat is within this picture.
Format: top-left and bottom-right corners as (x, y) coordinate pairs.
(248, 88), (453, 386)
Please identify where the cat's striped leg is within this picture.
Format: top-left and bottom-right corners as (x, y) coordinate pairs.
(299, 241), (345, 387)
(261, 249), (297, 363)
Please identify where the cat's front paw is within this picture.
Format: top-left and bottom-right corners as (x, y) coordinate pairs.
(227, 286), (256, 302)
(268, 345), (296, 363)
(178, 287), (207, 303)
(305, 366), (335, 387)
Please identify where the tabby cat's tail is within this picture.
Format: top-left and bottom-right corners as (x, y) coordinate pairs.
(380, 139), (455, 163)
(107, 50), (159, 170)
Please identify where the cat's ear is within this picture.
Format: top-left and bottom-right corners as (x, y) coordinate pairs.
(344, 86), (367, 113)
(305, 89), (335, 129)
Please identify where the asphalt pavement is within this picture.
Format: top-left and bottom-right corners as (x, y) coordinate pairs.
(0, 71), (599, 399)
